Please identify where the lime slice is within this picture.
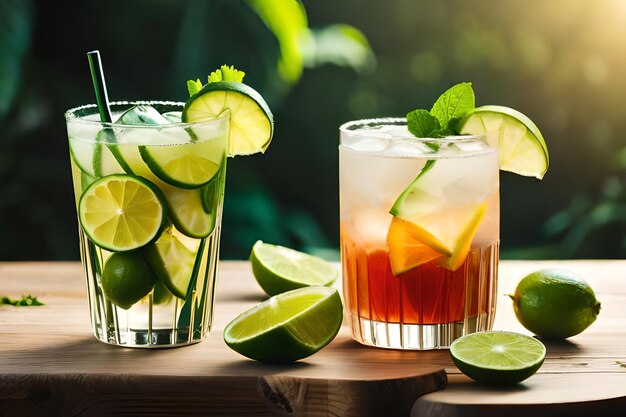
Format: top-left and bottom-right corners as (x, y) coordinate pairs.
(450, 331), (546, 386)
(457, 105), (549, 179)
(182, 81), (274, 156)
(223, 286), (343, 363)
(78, 174), (167, 251)
(115, 144), (216, 238)
(146, 229), (198, 299)
(250, 241), (339, 296)
(102, 251), (157, 309)
(139, 140), (225, 189)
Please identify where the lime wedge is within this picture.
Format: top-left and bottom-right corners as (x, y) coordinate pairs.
(457, 105), (549, 179)
(146, 229), (198, 299)
(223, 286), (343, 363)
(78, 174), (167, 252)
(450, 331), (546, 386)
(152, 280), (174, 305)
(250, 241), (339, 296)
(182, 81), (274, 156)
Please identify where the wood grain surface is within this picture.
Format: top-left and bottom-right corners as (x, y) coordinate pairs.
(1, 260), (625, 416)
(0, 262), (445, 417)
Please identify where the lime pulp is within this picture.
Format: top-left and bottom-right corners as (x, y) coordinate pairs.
(450, 331), (546, 386)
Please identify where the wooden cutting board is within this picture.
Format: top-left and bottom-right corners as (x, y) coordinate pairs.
(1, 260), (626, 416)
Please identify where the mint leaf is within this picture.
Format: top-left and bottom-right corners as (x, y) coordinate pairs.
(430, 82), (475, 131)
(407, 109), (441, 138)
(187, 79), (202, 97)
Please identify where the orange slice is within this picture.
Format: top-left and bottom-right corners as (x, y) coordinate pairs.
(388, 203), (488, 274)
(387, 217), (444, 275)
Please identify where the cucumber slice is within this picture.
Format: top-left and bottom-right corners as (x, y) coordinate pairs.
(69, 139), (96, 176)
(139, 139), (224, 189)
(146, 229), (198, 299)
(115, 144), (216, 238)
(69, 130), (127, 177)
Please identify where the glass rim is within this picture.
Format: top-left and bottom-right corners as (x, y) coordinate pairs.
(64, 100), (229, 129)
(339, 117), (487, 143)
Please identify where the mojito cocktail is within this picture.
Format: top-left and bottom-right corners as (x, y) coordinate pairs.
(340, 118), (499, 349)
(67, 102), (229, 347)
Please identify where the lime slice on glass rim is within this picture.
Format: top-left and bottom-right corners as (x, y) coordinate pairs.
(457, 105), (549, 179)
(223, 286), (343, 363)
(182, 81), (274, 156)
(450, 331), (546, 386)
(78, 174), (167, 251)
(250, 241), (339, 296)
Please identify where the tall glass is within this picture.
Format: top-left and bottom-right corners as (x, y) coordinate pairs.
(339, 118), (499, 349)
(65, 101), (228, 348)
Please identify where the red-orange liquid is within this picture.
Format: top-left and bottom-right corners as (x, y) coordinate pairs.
(341, 234), (498, 325)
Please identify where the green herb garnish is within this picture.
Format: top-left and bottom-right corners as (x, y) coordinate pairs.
(406, 82), (475, 138)
(187, 65), (246, 97)
(0, 295), (44, 307)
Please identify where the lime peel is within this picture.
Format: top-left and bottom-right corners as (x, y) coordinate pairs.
(250, 241), (339, 296)
(223, 286), (343, 363)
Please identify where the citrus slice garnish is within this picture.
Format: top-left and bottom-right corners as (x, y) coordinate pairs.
(387, 217), (443, 275)
(457, 105), (549, 179)
(78, 174), (167, 251)
(450, 331), (546, 386)
(223, 286), (343, 363)
(182, 81), (273, 156)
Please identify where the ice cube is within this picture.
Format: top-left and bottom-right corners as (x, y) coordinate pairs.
(387, 125), (414, 139)
(383, 140), (434, 158)
(161, 111), (182, 123)
(115, 105), (170, 125)
(346, 137), (387, 153)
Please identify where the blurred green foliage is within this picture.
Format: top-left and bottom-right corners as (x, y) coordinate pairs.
(2, 0), (626, 260)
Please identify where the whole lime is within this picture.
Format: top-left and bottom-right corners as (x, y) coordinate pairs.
(510, 269), (601, 339)
(101, 252), (157, 310)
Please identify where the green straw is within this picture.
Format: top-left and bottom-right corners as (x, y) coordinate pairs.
(87, 50), (113, 123)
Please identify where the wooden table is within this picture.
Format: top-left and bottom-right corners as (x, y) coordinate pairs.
(1, 261), (625, 416)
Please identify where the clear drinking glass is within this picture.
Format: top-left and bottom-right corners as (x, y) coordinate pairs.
(339, 118), (500, 349)
(65, 101), (229, 348)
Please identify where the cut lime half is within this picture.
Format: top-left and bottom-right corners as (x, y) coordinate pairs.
(457, 105), (549, 179)
(223, 286), (343, 363)
(250, 241), (339, 296)
(78, 174), (167, 252)
(450, 331), (546, 386)
(182, 81), (274, 156)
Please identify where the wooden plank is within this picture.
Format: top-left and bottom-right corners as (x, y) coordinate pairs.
(0, 262), (446, 416)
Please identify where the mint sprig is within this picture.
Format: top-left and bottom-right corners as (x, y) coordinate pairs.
(406, 82), (475, 138)
(0, 294), (44, 307)
(187, 65), (246, 97)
